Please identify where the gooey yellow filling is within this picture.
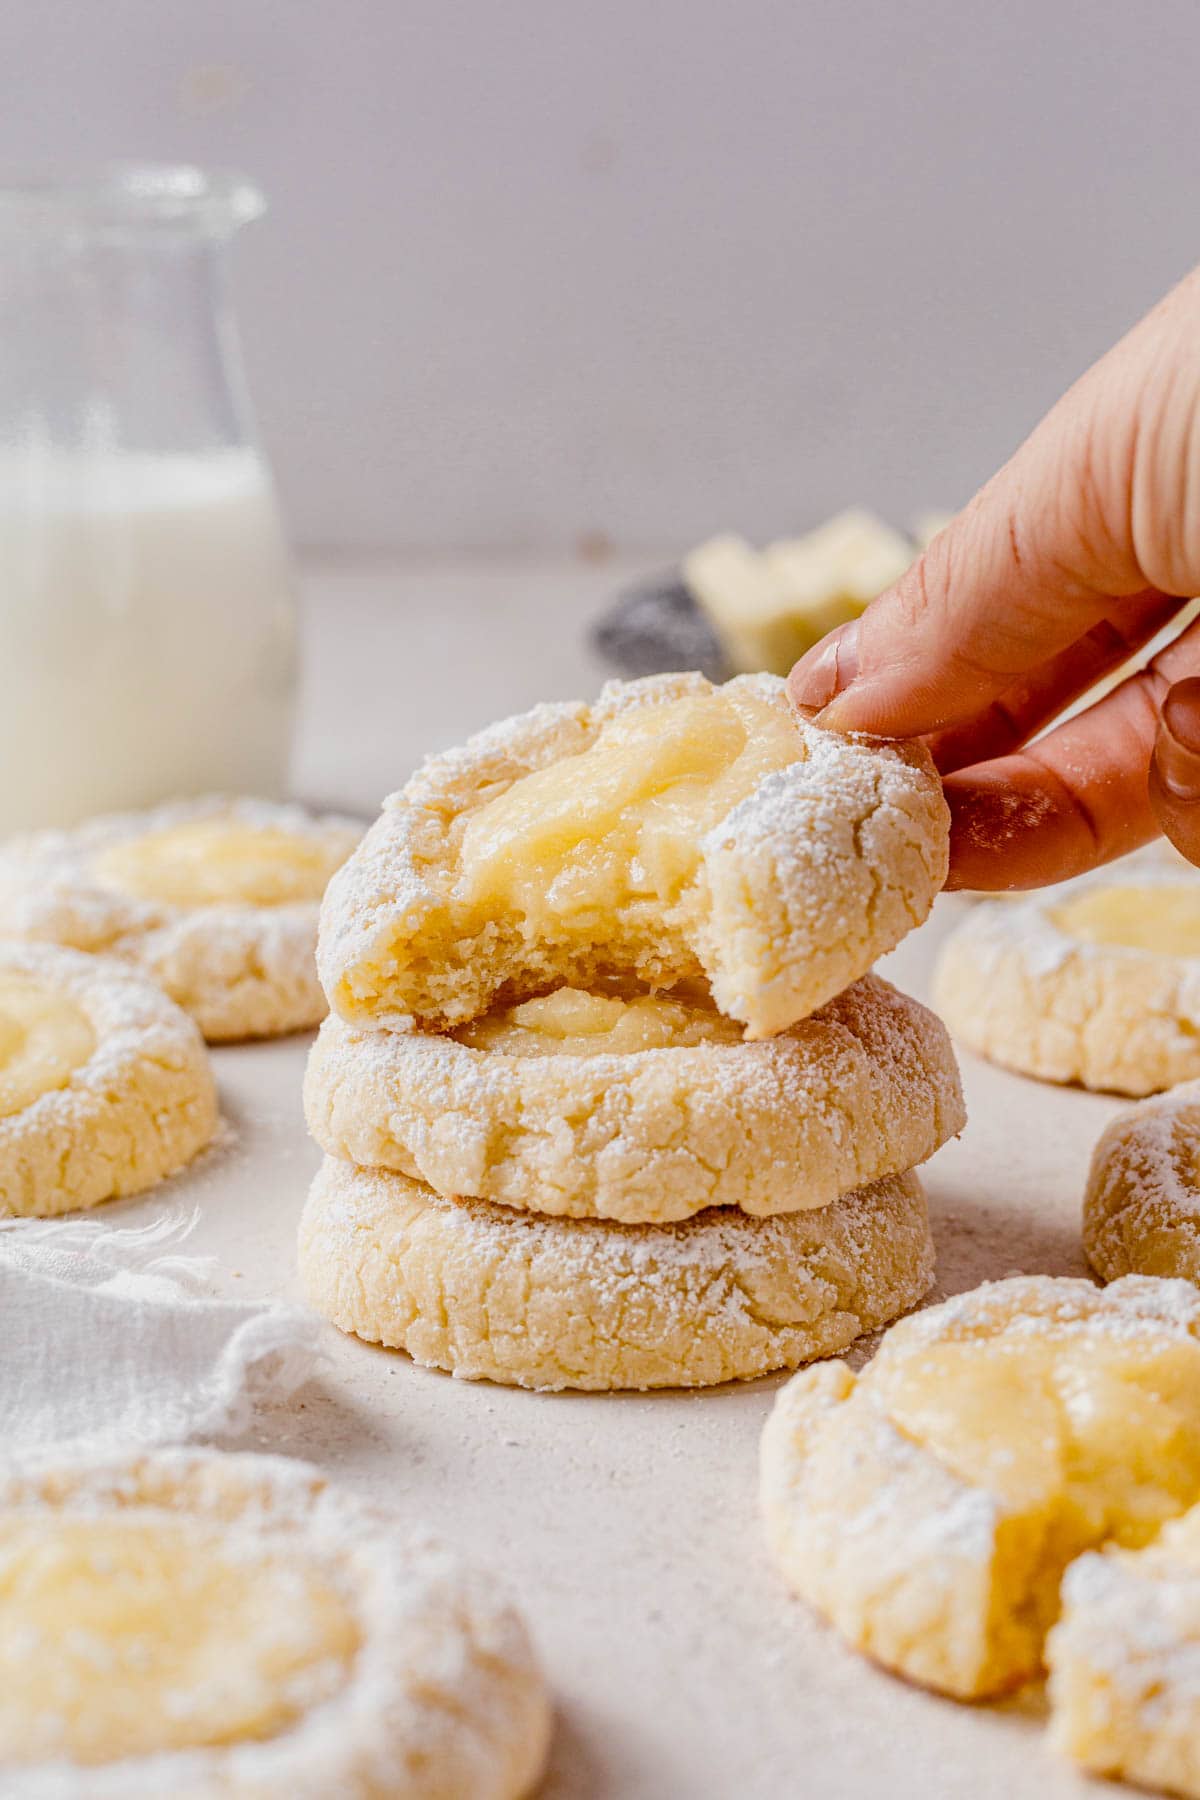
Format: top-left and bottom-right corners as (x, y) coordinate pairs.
(98, 820), (344, 910)
(879, 1328), (1200, 1547)
(0, 1514), (359, 1765)
(0, 974), (94, 1119)
(1052, 885), (1200, 959)
(455, 687), (802, 929)
(455, 985), (744, 1056)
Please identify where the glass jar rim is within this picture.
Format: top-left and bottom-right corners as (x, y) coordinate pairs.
(0, 162), (265, 233)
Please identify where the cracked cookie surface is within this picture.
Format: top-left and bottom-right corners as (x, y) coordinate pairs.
(0, 798), (360, 1041)
(318, 672), (948, 1039)
(934, 864), (1200, 1094)
(0, 1448), (550, 1799)
(0, 941), (217, 1217)
(304, 973), (964, 1223)
(298, 1157), (934, 1391)
(761, 1274), (1200, 1701)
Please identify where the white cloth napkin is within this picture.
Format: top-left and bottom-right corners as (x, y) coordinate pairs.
(0, 1209), (318, 1462)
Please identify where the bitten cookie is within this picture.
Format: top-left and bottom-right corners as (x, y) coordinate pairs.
(299, 1158), (935, 1391)
(1083, 1078), (1200, 1283)
(0, 941), (217, 1217)
(933, 865), (1200, 1094)
(305, 973), (963, 1223)
(319, 672), (949, 1039)
(761, 1274), (1200, 1700)
(0, 1449), (550, 1799)
(0, 797), (360, 1041)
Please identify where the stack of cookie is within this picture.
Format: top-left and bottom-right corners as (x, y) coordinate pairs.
(300, 672), (965, 1391)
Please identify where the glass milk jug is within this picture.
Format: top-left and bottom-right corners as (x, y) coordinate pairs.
(0, 164), (298, 835)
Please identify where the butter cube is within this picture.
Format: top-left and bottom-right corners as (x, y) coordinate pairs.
(684, 509), (916, 675)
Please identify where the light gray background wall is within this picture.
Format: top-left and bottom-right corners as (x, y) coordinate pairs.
(7, 1), (1198, 552)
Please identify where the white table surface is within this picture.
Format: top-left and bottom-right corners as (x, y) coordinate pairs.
(132, 557), (1123, 1799)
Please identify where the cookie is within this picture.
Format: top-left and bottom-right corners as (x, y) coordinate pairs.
(318, 672), (948, 1040)
(761, 1274), (1200, 1700)
(1049, 1505), (1200, 1797)
(298, 1157), (934, 1391)
(0, 941), (216, 1217)
(0, 1449), (550, 1798)
(933, 864), (1200, 1094)
(305, 973), (963, 1223)
(0, 797), (360, 1041)
(1083, 1079), (1200, 1282)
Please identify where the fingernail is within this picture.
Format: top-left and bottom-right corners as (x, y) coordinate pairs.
(788, 620), (860, 716)
(1156, 678), (1200, 800)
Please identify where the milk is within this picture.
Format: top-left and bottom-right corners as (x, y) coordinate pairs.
(0, 449), (298, 835)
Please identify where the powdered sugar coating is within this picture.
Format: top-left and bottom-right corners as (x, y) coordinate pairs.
(0, 797), (361, 1042)
(696, 688), (949, 1034)
(304, 973), (964, 1223)
(1083, 1079), (1200, 1282)
(318, 673), (949, 1039)
(1049, 1508), (1200, 1793)
(760, 1273), (1200, 1701)
(298, 1158), (934, 1391)
(0, 1447), (550, 1799)
(934, 864), (1200, 1094)
(0, 941), (217, 1218)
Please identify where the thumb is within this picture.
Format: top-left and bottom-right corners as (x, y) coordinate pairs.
(1149, 678), (1200, 867)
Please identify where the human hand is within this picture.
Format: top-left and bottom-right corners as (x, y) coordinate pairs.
(788, 268), (1200, 890)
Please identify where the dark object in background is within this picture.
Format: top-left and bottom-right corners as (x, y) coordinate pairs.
(590, 573), (728, 682)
